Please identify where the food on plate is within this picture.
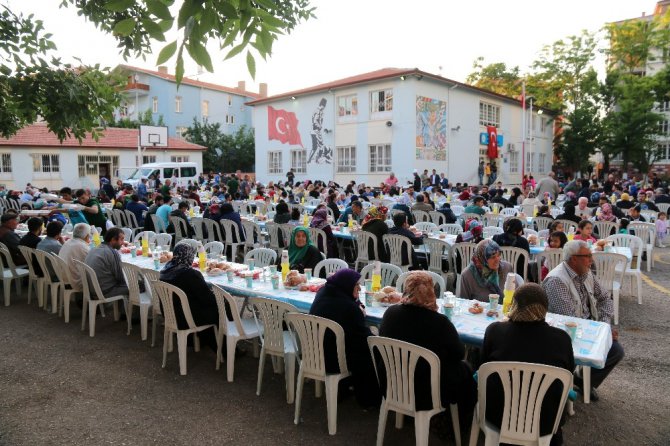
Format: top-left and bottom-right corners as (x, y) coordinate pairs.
(207, 268), (224, 276)
(468, 302), (484, 314)
(372, 286), (403, 305)
(381, 286), (396, 294)
(486, 309), (499, 318)
(120, 247), (132, 254)
(284, 270), (307, 287)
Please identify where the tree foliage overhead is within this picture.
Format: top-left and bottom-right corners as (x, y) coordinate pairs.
(465, 58), (521, 97)
(185, 118), (255, 173)
(108, 108), (165, 128)
(60, 0), (316, 82)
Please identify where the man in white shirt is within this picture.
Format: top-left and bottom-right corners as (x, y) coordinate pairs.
(58, 223), (91, 291)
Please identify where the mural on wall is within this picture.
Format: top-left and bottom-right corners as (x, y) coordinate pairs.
(307, 98), (332, 164)
(268, 106), (303, 146)
(415, 96), (447, 161)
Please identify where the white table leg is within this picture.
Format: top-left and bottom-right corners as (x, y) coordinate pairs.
(583, 366), (592, 404)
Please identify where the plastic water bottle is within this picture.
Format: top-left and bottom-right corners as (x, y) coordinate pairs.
(502, 273), (516, 315)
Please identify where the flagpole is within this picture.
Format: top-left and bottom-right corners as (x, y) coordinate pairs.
(529, 97), (533, 177)
(521, 81), (526, 179)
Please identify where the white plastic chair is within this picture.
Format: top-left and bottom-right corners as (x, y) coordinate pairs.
(352, 230), (380, 271)
(429, 211), (446, 226)
(483, 226), (503, 238)
(49, 254), (81, 323)
(220, 219), (244, 261)
(314, 258), (348, 278)
(606, 234), (644, 304)
(212, 286), (261, 382)
(396, 271), (446, 298)
(204, 241), (225, 257)
(122, 262), (153, 340)
(500, 208), (519, 217)
(629, 222), (655, 271)
(307, 227), (328, 257)
(592, 221), (618, 239)
(412, 210), (430, 223)
(451, 205), (465, 216)
(120, 228), (133, 243)
(244, 247), (277, 268)
(359, 263), (402, 288)
(534, 216), (554, 232)
(369, 336), (461, 446)
(414, 222), (437, 233)
(556, 219), (578, 234)
(203, 218), (223, 243)
(383, 234), (413, 272)
(75, 260), (128, 337)
(286, 312), (351, 435)
(450, 243), (477, 296)
(499, 246), (529, 281)
(523, 228), (538, 237)
(535, 249), (563, 283)
(16, 245), (43, 306)
(151, 280), (219, 375)
(469, 362), (572, 446)
(657, 203), (670, 214)
(139, 268), (162, 347)
(241, 220), (262, 253)
(33, 250), (61, 314)
(191, 217), (206, 242)
(250, 297), (298, 403)
(134, 230), (157, 244)
(176, 239), (199, 251)
(0, 244), (29, 306)
(154, 233), (172, 249)
(592, 252), (627, 325)
(423, 238), (451, 278)
(439, 223), (463, 235)
(265, 221), (285, 257)
(169, 216), (189, 245)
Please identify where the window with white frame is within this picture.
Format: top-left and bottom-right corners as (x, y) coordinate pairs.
(175, 126), (188, 139)
(658, 101), (670, 112)
(171, 155), (189, 163)
(32, 154), (59, 173)
(337, 95), (358, 118)
(0, 153), (11, 173)
(538, 153), (546, 173)
(659, 143), (670, 161)
(291, 149), (307, 173)
(268, 151), (282, 174)
(508, 151), (519, 173)
(525, 152), (536, 173)
(479, 101), (501, 127)
(152, 97), (158, 113)
(540, 117), (547, 133)
(370, 89), (393, 113)
(659, 120), (669, 135)
(175, 96), (182, 113)
(202, 100), (209, 118)
(336, 146), (356, 173)
(135, 155), (157, 165)
(369, 144), (392, 172)
(227, 95), (232, 106)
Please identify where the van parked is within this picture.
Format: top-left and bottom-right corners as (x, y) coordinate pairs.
(124, 162), (199, 188)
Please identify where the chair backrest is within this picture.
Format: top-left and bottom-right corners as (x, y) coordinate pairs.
(523, 228), (538, 237)
(461, 212), (482, 223)
(489, 202), (504, 213)
(113, 209), (128, 227)
(120, 228), (133, 243)
(176, 239), (200, 251)
(628, 222), (656, 246)
(657, 203), (670, 214)
(412, 210), (430, 223)
(314, 258), (348, 278)
(17, 245), (40, 278)
(250, 297), (299, 356)
(191, 217), (205, 241)
(536, 249), (563, 277)
(500, 207), (519, 217)
(74, 259), (108, 302)
(592, 221), (618, 239)
(383, 234), (413, 269)
(150, 214), (167, 233)
(49, 253), (73, 286)
(483, 226), (504, 238)
(591, 252), (627, 292)
(241, 220), (261, 248)
(154, 233), (172, 248)
(169, 216), (188, 242)
(140, 268), (161, 313)
(556, 219), (578, 233)
(359, 262), (402, 288)
(204, 241), (225, 257)
(151, 280), (199, 331)
(307, 227), (328, 256)
(134, 230), (157, 244)
(450, 205), (464, 216)
(414, 222), (437, 233)
(640, 210), (658, 222)
(285, 312), (348, 378)
(202, 218), (223, 243)
(220, 219), (242, 244)
(33, 250), (58, 285)
(439, 223), (463, 235)
(123, 210), (140, 229)
(211, 285), (249, 336)
(368, 336), (442, 414)
(450, 242), (478, 275)
(244, 248), (277, 268)
(476, 362), (572, 444)
(429, 211), (446, 226)
(423, 238), (450, 274)
(121, 262), (142, 302)
(353, 230), (380, 264)
(606, 234), (644, 271)
(533, 216), (554, 232)
(265, 221), (282, 250)
(396, 271), (446, 297)
(278, 224), (293, 249)
(499, 246), (529, 280)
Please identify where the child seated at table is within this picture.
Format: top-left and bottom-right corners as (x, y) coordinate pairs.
(574, 220), (597, 244)
(541, 231), (568, 280)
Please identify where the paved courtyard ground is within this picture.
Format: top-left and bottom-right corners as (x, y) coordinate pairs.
(1, 249), (670, 445)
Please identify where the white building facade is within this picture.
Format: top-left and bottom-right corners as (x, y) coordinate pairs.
(250, 68), (554, 187)
(0, 124), (205, 191)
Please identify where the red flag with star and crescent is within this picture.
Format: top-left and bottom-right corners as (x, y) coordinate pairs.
(268, 106), (303, 146)
(487, 125), (498, 159)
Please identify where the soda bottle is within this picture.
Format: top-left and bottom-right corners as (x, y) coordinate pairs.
(348, 213), (354, 230)
(281, 251), (290, 282)
(303, 212), (309, 227)
(198, 243), (206, 272)
(91, 225), (101, 247)
(371, 261), (382, 292)
(141, 233), (149, 257)
(502, 272), (516, 315)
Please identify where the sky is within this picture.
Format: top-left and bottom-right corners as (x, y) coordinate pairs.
(6, 0), (654, 96)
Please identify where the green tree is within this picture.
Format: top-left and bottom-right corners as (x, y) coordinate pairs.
(108, 108), (165, 128)
(185, 119), (255, 172)
(184, 118), (225, 171)
(465, 58), (522, 97)
(221, 125), (255, 172)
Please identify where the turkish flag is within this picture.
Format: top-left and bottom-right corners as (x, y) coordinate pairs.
(487, 125), (498, 159)
(268, 106), (303, 146)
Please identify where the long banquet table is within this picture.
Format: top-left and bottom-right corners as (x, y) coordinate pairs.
(121, 252), (611, 403)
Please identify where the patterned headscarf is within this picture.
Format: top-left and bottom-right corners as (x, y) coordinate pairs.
(362, 205), (388, 226)
(599, 203), (616, 222)
(400, 271), (438, 312)
(160, 242), (197, 281)
(460, 220), (482, 243)
(508, 283), (548, 322)
(468, 239), (503, 295)
(310, 208), (329, 230)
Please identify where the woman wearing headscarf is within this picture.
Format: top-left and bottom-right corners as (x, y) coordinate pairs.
(380, 272), (476, 430)
(492, 218), (530, 277)
(361, 205), (389, 263)
(596, 203), (617, 223)
(288, 226), (321, 273)
(310, 208), (338, 258)
(459, 239), (517, 302)
(159, 242), (220, 350)
(220, 202), (246, 243)
(309, 269), (381, 408)
(481, 283), (575, 444)
(455, 219), (484, 244)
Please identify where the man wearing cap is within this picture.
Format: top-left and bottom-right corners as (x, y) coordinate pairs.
(616, 192), (634, 210)
(543, 240), (624, 402)
(0, 213), (26, 266)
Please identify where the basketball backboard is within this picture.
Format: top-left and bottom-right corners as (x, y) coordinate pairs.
(139, 125), (168, 147)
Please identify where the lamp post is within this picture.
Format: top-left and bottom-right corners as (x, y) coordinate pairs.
(527, 96), (534, 176)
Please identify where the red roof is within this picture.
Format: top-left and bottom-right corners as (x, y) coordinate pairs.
(118, 64), (261, 99)
(0, 123), (206, 151)
(246, 67), (555, 114)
